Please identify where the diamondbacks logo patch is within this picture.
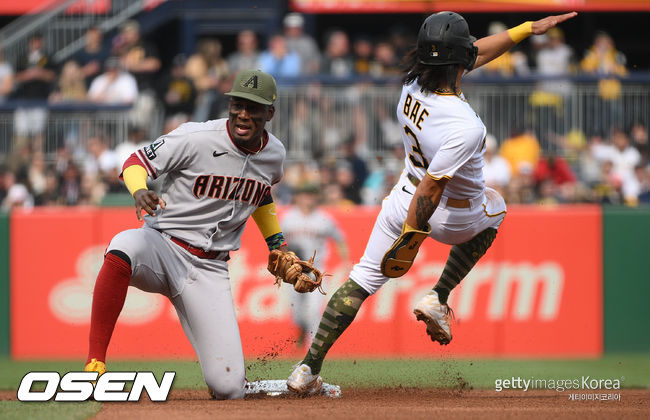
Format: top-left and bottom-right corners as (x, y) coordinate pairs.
(243, 75), (258, 89)
(145, 138), (165, 160)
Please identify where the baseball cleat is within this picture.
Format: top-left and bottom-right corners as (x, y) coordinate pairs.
(413, 290), (453, 345)
(84, 358), (107, 376)
(287, 364), (323, 395)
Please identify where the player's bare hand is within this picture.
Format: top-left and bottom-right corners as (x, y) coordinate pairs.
(531, 12), (577, 35)
(133, 189), (166, 221)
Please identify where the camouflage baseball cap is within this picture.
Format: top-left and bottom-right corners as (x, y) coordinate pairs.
(226, 69), (277, 105)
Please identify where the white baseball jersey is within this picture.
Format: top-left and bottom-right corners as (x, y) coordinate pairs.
(132, 118), (285, 252)
(349, 81), (506, 295)
(280, 208), (344, 266)
(397, 82), (487, 199)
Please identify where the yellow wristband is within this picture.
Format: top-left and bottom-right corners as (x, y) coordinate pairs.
(507, 21), (533, 43)
(252, 202), (282, 239)
(123, 165), (148, 196)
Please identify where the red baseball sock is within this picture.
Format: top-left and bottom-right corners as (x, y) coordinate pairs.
(86, 252), (132, 365)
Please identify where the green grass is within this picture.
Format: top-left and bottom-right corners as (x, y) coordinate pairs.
(0, 401), (100, 420)
(1, 354), (649, 391)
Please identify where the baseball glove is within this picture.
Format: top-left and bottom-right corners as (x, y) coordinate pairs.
(267, 250), (325, 294)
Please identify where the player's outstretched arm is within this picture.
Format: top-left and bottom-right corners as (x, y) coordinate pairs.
(471, 11), (577, 71)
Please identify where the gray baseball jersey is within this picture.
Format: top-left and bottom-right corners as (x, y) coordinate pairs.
(134, 118), (285, 252)
(280, 208), (344, 266)
(280, 207), (345, 341)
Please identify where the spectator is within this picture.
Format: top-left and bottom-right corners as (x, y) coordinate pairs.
(629, 122), (649, 165)
(88, 57), (138, 105)
(112, 20), (161, 91)
(621, 164), (650, 206)
(27, 151), (48, 199)
(185, 38), (230, 121)
(339, 138), (368, 195)
(479, 21), (529, 77)
(12, 33), (56, 100)
(114, 125), (147, 167)
(592, 160), (622, 204)
(580, 31), (627, 135)
(84, 135), (119, 181)
(499, 127), (541, 175)
(529, 27), (574, 140)
(157, 54), (196, 124)
(227, 30), (260, 74)
(635, 166), (650, 205)
(322, 182), (355, 208)
(0, 166), (8, 204)
(320, 30), (353, 78)
(335, 161), (362, 204)
(0, 46), (14, 102)
(73, 26), (109, 87)
(483, 134), (511, 195)
(609, 128), (641, 197)
(388, 25), (413, 59)
(369, 40), (400, 78)
(283, 12), (320, 75)
(1, 173), (34, 210)
(259, 34), (301, 78)
(12, 33), (56, 146)
(505, 164), (537, 204)
(49, 60), (87, 103)
(361, 144), (403, 205)
(59, 161), (82, 206)
(288, 97), (321, 157)
(610, 128), (641, 174)
(351, 35), (373, 76)
(35, 168), (60, 206)
(112, 20), (160, 130)
(533, 153), (577, 202)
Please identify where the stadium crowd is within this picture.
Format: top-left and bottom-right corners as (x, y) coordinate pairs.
(0, 13), (649, 210)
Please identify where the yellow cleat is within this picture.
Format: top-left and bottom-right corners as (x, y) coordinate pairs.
(84, 358), (106, 376)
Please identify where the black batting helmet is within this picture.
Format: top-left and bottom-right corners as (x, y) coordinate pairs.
(417, 11), (478, 69)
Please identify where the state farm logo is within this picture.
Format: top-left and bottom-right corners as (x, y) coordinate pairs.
(47, 246), (564, 325)
(449, 262), (564, 321)
(48, 246), (165, 324)
(372, 259), (564, 323)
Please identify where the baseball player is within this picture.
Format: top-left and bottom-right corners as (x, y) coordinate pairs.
(83, 69), (318, 399)
(280, 183), (348, 346)
(287, 11), (577, 395)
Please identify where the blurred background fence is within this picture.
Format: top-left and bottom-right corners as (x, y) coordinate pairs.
(1, 76), (649, 162)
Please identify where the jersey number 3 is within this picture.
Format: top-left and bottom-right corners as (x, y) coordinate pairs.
(404, 125), (429, 169)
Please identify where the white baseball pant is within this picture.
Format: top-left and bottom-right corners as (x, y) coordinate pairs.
(350, 172), (506, 295)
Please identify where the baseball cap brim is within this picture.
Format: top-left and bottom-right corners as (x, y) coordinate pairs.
(225, 91), (274, 106)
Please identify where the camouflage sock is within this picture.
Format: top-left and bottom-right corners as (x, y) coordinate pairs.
(302, 279), (369, 375)
(434, 228), (497, 304)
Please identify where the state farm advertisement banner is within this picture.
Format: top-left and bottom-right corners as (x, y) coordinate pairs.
(11, 205), (602, 359)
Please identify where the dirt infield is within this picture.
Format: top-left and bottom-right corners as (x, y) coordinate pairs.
(86, 388), (650, 420)
(3, 388), (648, 419)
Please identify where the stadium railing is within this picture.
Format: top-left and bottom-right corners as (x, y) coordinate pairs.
(0, 74), (649, 162)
